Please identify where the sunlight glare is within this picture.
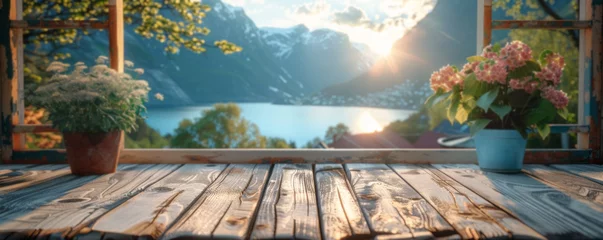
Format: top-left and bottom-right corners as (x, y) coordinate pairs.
(355, 111), (383, 133)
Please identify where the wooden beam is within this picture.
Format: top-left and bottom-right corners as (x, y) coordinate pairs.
(591, 0), (603, 163)
(0, 0), (13, 163)
(9, 148), (591, 165)
(108, 0), (123, 73)
(9, 0), (23, 151)
(578, 0), (593, 150)
(492, 20), (592, 30)
(483, 0), (492, 45)
(13, 124), (57, 133)
(9, 20), (108, 29)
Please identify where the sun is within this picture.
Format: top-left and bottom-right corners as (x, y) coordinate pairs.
(372, 43), (393, 57)
(355, 111), (383, 133)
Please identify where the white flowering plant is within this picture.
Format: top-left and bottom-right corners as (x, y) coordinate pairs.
(425, 41), (569, 139)
(31, 56), (151, 133)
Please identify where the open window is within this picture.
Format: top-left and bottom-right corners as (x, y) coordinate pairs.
(1, 0), (600, 164)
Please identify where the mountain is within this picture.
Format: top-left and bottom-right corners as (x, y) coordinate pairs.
(61, 0), (374, 106)
(321, 0), (477, 97)
(260, 25), (374, 92)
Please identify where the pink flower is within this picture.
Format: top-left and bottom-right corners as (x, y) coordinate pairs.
(541, 86), (569, 109)
(462, 62), (479, 74)
(500, 41), (532, 70)
(524, 81), (539, 94)
(510, 76), (539, 94)
(474, 60), (508, 84)
(536, 53), (565, 87)
(430, 65), (464, 92)
(481, 45), (499, 59)
(509, 78), (524, 90)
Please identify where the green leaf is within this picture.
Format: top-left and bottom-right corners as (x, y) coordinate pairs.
(490, 104), (512, 119)
(476, 89), (499, 111)
(507, 90), (535, 108)
(455, 106), (469, 124)
(470, 119), (492, 136)
(539, 50), (553, 65)
(425, 89), (452, 107)
(491, 43), (502, 53)
(447, 92), (461, 124)
(461, 95), (477, 110)
(463, 73), (493, 98)
(558, 107), (569, 120)
(526, 99), (556, 125)
(537, 124), (551, 140)
(508, 60), (541, 79)
(467, 56), (487, 63)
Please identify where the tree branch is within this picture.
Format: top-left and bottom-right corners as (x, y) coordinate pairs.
(536, 0), (579, 48)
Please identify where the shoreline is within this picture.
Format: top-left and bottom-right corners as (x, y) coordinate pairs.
(146, 102), (418, 111)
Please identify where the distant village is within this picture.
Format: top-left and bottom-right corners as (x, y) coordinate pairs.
(279, 80), (431, 110)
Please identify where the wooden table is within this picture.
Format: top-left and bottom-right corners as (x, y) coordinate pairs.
(0, 164), (602, 240)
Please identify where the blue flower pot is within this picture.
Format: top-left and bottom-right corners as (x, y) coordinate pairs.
(473, 129), (527, 173)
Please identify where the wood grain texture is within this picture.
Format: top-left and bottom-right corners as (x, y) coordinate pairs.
(435, 164), (603, 239)
(391, 164), (544, 240)
(345, 164), (455, 238)
(0, 164), (69, 193)
(251, 164), (321, 240)
(0, 164), (178, 238)
(0, 164), (32, 175)
(524, 165), (603, 208)
(89, 164), (226, 239)
(163, 164), (270, 240)
(117, 149), (588, 164)
(551, 164), (603, 185)
(314, 164), (371, 240)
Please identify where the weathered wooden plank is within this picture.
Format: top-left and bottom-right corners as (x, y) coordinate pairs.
(492, 20), (592, 29)
(12, 124), (57, 133)
(10, 149), (593, 164)
(108, 0), (124, 73)
(88, 164), (226, 239)
(344, 164), (455, 238)
(0, 164), (31, 175)
(0, 164), (178, 239)
(314, 164), (371, 240)
(391, 164), (544, 239)
(251, 164), (321, 240)
(551, 164), (603, 185)
(435, 164), (603, 239)
(163, 164), (270, 240)
(0, 164), (69, 193)
(524, 165), (603, 207)
(9, 20), (108, 29)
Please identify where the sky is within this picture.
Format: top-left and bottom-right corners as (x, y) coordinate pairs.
(220, 0), (438, 56)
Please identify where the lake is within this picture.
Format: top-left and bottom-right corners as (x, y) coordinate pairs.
(145, 103), (415, 145)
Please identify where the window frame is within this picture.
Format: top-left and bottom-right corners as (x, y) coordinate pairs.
(1, 0), (600, 164)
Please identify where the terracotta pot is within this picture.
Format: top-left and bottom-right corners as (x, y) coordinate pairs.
(63, 131), (123, 175)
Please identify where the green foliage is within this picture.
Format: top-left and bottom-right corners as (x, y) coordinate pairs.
(266, 137), (294, 149)
(125, 118), (169, 148)
(493, 0), (579, 123)
(476, 89), (499, 111)
(469, 119), (492, 136)
(168, 103), (293, 149)
(31, 58), (149, 133)
(324, 123), (350, 144)
(385, 108), (430, 143)
(426, 45), (569, 140)
(22, 0), (242, 87)
(304, 137), (323, 148)
(170, 103), (268, 148)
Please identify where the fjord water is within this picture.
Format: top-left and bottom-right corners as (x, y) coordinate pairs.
(145, 103), (415, 146)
